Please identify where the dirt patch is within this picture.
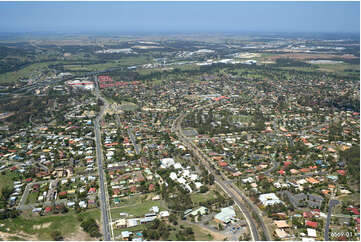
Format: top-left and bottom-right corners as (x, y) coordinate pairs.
(0, 231), (38, 241)
(197, 226), (226, 241)
(64, 226), (97, 241)
(33, 222), (52, 230)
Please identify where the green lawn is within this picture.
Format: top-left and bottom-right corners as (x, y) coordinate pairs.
(64, 56), (149, 72)
(0, 61), (58, 84)
(0, 171), (20, 191)
(191, 190), (216, 204)
(112, 195), (145, 207)
(190, 224), (213, 241)
(232, 115), (252, 123)
(1, 209), (100, 240)
(110, 199), (166, 219)
(179, 220), (214, 241)
(120, 102), (139, 111)
(26, 191), (39, 204)
(338, 192), (360, 204)
(279, 63), (360, 78)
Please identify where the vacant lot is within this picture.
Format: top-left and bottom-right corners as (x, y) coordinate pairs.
(191, 190), (217, 204)
(0, 209), (100, 241)
(0, 171), (20, 191)
(110, 199), (166, 219)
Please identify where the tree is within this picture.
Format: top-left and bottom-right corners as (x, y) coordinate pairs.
(208, 174), (215, 185)
(50, 231), (63, 241)
(80, 218), (101, 238)
(200, 186), (209, 193)
(185, 227), (194, 235)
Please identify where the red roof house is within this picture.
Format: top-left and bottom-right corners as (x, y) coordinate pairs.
(130, 186), (137, 193)
(45, 206), (52, 213)
(88, 187), (96, 194)
(303, 211), (314, 219)
(284, 161), (292, 166)
(305, 220), (318, 228)
(218, 161), (228, 167)
(337, 170), (346, 176)
(347, 207), (360, 215)
(278, 170), (285, 175)
(149, 184), (155, 191)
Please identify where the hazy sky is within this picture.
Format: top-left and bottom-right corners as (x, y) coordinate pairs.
(0, 1), (359, 34)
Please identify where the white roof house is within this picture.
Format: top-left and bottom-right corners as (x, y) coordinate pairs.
(122, 231), (133, 239)
(182, 169), (190, 177)
(242, 177), (255, 183)
(169, 172), (178, 180)
(307, 228), (317, 238)
(127, 218), (139, 227)
(79, 201), (87, 208)
(297, 179), (308, 185)
(160, 158), (175, 168)
(173, 162), (183, 169)
(159, 211), (170, 217)
(259, 193), (283, 206)
(67, 201), (75, 207)
(195, 182), (203, 189)
(190, 174), (198, 181)
(177, 177), (186, 184)
(150, 206), (159, 214)
(190, 206), (208, 216)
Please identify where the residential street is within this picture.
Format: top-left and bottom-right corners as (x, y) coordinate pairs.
(325, 199), (340, 241)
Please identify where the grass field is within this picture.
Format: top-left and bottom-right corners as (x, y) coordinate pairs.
(232, 115), (252, 123)
(111, 194), (143, 208)
(179, 220), (214, 241)
(64, 56), (150, 72)
(0, 61), (58, 84)
(0, 171), (20, 191)
(26, 191), (39, 204)
(338, 192), (360, 204)
(0, 209), (100, 240)
(191, 191), (216, 204)
(120, 102), (139, 111)
(189, 224), (213, 240)
(280, 63), (360, 78)
(110, 199), (166, 219)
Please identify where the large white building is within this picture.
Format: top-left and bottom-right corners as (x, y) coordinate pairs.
(214, 206), (236, 224)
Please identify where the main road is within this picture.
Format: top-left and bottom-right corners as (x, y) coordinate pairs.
(172, 106), (271, 241)
(94, 79), (112, 241)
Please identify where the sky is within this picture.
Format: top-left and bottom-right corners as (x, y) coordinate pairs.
(0, 1), (359, 34)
